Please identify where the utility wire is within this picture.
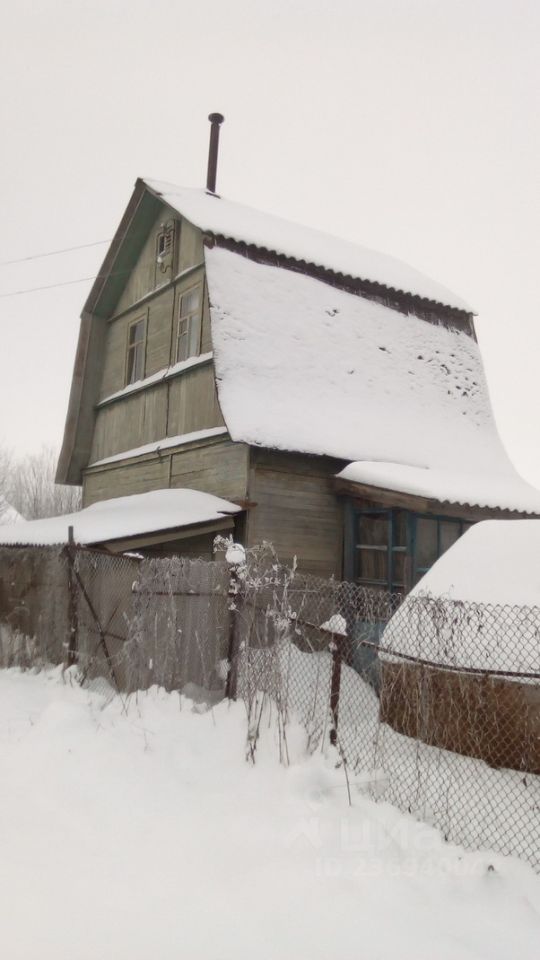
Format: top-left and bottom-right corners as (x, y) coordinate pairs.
(0, 239), (111, 267)
(0, 226), (162, 297)
(0, 268), (132, 299)
(0, 222), (151, 269)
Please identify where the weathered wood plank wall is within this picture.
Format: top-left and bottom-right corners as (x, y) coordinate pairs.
(83, 438), (249, 507)
(246, 450), (346, 578)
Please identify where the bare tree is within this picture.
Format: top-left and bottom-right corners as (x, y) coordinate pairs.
(0, 445), (81, 521)
(0, 447), (17, 522)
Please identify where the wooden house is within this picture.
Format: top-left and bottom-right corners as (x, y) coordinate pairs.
(48, 140), (540, 588)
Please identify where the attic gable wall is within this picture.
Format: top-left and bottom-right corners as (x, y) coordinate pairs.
(113, 206), (176, 315)
(112, 207), (204, 317)
(58, 185), (220, 487)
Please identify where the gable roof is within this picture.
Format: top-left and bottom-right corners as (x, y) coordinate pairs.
(59, 178), (535, 518)
(205, 246), (540, 515)
(144, 179), (471, 314)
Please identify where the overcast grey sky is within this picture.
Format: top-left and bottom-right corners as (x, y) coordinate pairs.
(1, 0), (539, 484)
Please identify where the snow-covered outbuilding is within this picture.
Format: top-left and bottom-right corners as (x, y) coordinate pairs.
(10, 128), (536, 575)
(380, 520), (540, 773)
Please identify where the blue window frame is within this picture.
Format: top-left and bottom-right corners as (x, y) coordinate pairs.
(344, 503), (473, 592)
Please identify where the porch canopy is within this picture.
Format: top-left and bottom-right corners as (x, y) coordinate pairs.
(336, 461), (540, 516)
(0, 489), (241, 552)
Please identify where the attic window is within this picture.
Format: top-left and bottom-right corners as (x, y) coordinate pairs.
(156, 223), (174, 274)
(126, 317), (146, 385)
(175, 286), (202, 363)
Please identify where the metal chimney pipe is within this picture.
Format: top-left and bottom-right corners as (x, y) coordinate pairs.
(206, 113), (225, 194)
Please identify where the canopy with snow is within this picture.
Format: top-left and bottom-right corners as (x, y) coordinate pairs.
(204, 246), (540, 515)
(0, 489), (240, 548)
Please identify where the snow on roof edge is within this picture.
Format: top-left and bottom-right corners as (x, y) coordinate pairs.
(0, 488), (241, 548)
(143, 179), (472, 314)
(337, 461), (540, 516)
(89, 427), (228, 468)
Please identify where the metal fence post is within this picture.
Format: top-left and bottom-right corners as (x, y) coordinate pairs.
(329, 632), (343, 746)
(65, 526), (78, 668)
(225, 562), (239, 700)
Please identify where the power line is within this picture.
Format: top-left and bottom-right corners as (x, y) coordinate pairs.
(0, 225), (160, 297)
(0, 268), (131, 299)
(0, 238), (111, 267)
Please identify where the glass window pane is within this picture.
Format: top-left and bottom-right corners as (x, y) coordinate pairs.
(133, 343), (144, 380)
(440, 520), (461, 555)
(393, 510), (407, 548)
(178, 317), (188, 335)
(415, 517), (438, 570)
(129, 321), (141, 345)
(356, 548), (388, 585)
(188, 313), (201, 356)
(357, 513), (388, 547)
(181, 288), (199, 315)
(176, 318), (190, 362)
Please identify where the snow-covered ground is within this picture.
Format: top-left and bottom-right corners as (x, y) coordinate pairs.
(1, 670), (539, 958)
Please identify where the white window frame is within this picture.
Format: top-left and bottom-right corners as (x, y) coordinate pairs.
(175, 285), (202, 363)
(125, 316), (146, 385)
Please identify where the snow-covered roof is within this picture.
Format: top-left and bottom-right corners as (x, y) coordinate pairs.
(0, 489), (240, 547)
(0, 496), (23, 525)
(405, 519), (540, 607)
(337, 462), (540, 516)
(205, 247), (539, 514)
(383, 520), (540, 673)
(145, 179), (470, 312)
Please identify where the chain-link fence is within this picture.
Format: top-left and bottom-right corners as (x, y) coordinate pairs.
(0, 541), (539, 868)
(234, 545), (540, 870)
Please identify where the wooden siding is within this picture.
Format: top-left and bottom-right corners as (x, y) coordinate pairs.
(90, 385), (168, 463)
(90, 364), (223, 464)
(113, 210), (204, 318)
(170, 440), (249, 503)
(100, 264), (210, 403)
(99, 304), (148, 401)
(177, 218), (204, 274)
(114, 207), (177, 315)
(83, 438), (249, 508)
(144, 286), (176, 376)
(167, 365), (224, 437)
(83, 455), (170, 506)
(246, 450), (345, 578)
(88, 208), (220, 479)
(128, 531), (218, 560)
